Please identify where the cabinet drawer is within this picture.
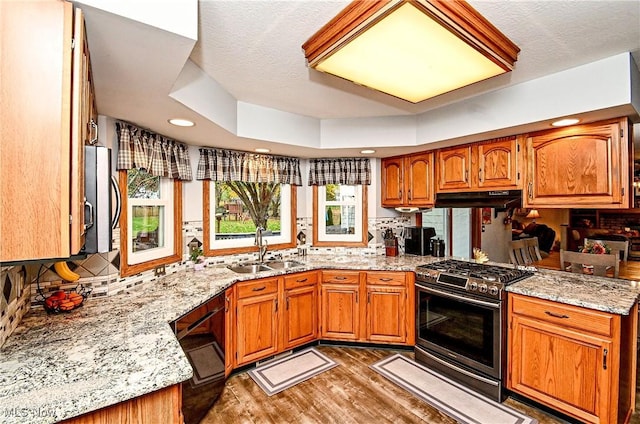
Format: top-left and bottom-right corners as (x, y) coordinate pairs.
(510, 294), (614, 337)
(322, 270), (360, 285)
(236, 277), (279, 299)
(366, 272), (406, 286)
(284, 271), (318, 289)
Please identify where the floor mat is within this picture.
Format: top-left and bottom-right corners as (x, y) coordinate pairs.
(248, 347), (338, 396)
(371, 353), (537, 424)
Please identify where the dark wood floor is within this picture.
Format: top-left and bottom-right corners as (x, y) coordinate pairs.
(202, 345), (618, 424)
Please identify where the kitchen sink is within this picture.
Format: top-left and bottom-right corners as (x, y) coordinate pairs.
(264, 260), (304, 269)
(227, 259), (304, 273)
(227, 263), (272, 274)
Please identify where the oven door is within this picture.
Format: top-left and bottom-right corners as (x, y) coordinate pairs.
(415, 282), (502, 379)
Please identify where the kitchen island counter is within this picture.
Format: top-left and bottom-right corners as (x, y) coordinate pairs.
(0, 254), (638, 423)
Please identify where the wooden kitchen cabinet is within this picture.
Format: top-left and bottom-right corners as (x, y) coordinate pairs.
(62, 384), (182, 424)
(365, 272), (407, 343)
(437, 137), (522, 192)
(381, 152), (435, 207)
(320, 271), (361, 341)
(507, 293), (637, 424)
(524, 117), (630, 208)
(1, 1), (95, 261)
(282, 271), (318, 350)
(235, 277), (280, 365)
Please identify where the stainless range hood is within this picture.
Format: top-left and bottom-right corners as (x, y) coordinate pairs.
(435, 190), (522, 209)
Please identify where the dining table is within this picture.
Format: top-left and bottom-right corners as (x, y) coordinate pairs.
(536, 250), (640, 281)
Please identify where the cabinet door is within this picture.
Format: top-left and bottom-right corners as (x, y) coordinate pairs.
(224, 287), (235, 377)
(509, 314), (612, 423)
(476, 138), (520, 189)
(381, 157), (404, 207)
(236, 291), (279, 365)
(0, 1), (75, 261)
(525, 118), (629, 208)
(365, 286), (406, 343)
(283, 285), (318, 349)
(319, 283), (360, 341)
(437, 146), (472, 191)
(405, 152), (434, 206)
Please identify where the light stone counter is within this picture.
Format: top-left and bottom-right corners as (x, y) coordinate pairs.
(0, 254), (637, 423)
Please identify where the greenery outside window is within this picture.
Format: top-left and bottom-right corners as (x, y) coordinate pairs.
(119, 169), (182, 276)
(203, 180), (296, 255)
(313, 184), (367, 247)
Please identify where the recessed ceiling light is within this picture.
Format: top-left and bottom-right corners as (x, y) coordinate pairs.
(360, 149), (376, 154)
(255, 148), (271, 153)
(168, 118), (195, 127)
(551, 118), (580, 127)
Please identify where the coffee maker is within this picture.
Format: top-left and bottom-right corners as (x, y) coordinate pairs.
(404, 226), (436, 255)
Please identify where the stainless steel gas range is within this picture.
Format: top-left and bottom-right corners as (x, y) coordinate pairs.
(414, 259), (533, 401)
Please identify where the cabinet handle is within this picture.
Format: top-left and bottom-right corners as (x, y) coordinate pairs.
(225, 296), (229, 312)
(478, 169), (483, 182)
(464, 170), (468, 182)
(528, 182), (533, 200)
(603, 348), (608, 370)
(275, 299), (278, 312)
(296, 278), (308, 283)
(379, 278), (393, 282)
(367, 292), (370, 304)
(89, 119), (98, 145)
(398, 190), (402, 199)
(252, 286), (266, 292)
(408, 189), (412, 200)
(544, 311), (569, 319)
(335, 276), (347, 280)
(356, 292), (359, 303)
(286, 297), (289, 310)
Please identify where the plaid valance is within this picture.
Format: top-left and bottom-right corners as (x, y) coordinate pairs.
(197, 148), (302, 186)
(116, 122), (192, 180)
(308, 158), (371, 186)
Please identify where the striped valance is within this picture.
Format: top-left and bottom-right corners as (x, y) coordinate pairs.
(308, 158), (371, 186)
(116, 122), (192, 180)
(197, 148), (302, 186)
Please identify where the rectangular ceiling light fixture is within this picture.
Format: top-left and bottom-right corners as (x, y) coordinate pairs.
(302, 0), (520, 103)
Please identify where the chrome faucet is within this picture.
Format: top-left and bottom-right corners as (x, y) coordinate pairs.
(255, 226), (268, 263)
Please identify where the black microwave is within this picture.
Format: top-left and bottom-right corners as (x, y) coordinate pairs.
(404, 226), (436, 256)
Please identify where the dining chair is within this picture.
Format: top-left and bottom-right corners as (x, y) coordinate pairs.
(509, 237), (543, 266)
(559, 249), (619, 278)
(584, 238), (629, 263)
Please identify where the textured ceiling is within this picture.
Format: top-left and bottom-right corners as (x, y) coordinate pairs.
(81, 0), (640, 157)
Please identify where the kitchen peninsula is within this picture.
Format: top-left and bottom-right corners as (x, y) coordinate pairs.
(0, 254), (637, 424)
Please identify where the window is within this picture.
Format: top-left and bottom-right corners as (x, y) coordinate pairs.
(119, 169), (182, 276)
(313, 184), (368, 247)
(203, 180), (296, 255)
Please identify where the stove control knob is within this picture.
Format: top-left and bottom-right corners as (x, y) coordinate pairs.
(478, 284), (488, 293)
(469, 282), (478, 291)
(489, 286), (499, 296)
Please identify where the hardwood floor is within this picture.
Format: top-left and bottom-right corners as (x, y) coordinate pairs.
(202, 346), (581, 423)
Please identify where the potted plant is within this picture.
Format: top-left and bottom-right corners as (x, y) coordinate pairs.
(189, 247), (205, 271)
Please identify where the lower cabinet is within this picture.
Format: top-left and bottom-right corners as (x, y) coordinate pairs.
(320, 270), (414, 345)
(62, 384), (182, 424)
(235, 277), (280, 365)
(507, 293), (637, 424)
(283, 271), (318, 349)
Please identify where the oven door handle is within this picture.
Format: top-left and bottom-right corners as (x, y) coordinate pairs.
(419, 285), (500, 309)
(420, 349), (500, 387)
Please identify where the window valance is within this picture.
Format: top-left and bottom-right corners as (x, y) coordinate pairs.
(308, 158), (371, 185)
(116, 122), (192, 180)
(196, 148), (302, 186)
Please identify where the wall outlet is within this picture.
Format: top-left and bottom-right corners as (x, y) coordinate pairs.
(154, 265), (166, 276)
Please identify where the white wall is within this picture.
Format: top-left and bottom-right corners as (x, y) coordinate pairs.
(481, 210), (512, 264)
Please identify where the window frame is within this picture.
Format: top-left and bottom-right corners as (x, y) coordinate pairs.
(119, 170), (182, 277)
(312, 185), (368, 247)
(202, 180), (297, 256)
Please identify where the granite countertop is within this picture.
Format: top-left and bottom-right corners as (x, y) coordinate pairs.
(0, 254), (638, 423)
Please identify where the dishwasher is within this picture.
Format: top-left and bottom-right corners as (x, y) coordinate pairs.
(171, 293), (226, 424)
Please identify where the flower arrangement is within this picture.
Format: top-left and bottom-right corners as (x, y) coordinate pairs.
(580, 240), (611, 255)
(189, 247), (204, 263)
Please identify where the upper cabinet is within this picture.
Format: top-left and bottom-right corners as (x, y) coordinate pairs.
(436, 137), (522, 192)
(524, 118), (630, 209)
(381, 152), (435, 208)
(0, 1), (94, 261)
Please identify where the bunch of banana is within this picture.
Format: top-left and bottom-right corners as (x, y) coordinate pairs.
(473, 247), (489, 263)
(53, 261), (80, 282)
